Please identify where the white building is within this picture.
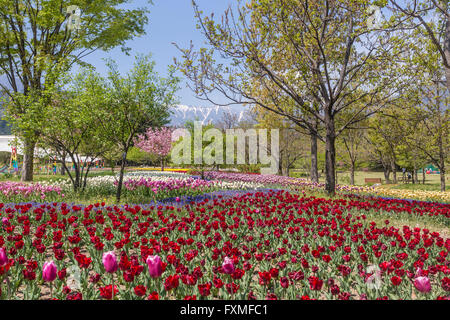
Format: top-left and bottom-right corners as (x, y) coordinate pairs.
(0, 135), (15, 153)
(0, 135), (99, 164)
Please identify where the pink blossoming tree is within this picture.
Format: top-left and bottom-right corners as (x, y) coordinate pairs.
(135, 127), (173, 171)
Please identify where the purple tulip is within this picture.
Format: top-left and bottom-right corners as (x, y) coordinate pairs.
(414, 276), (431, 293)
(0, 248), (8, 267)
(42, 261), (57, 282)
(102, 251), (118, 273)
(146, 255), (163, 278)
(222, 257), (235, 274)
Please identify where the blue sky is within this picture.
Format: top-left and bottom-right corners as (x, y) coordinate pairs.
(80, 0), (236, 107)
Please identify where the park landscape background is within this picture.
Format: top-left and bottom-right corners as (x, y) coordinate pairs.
(0, 0), (448, 301)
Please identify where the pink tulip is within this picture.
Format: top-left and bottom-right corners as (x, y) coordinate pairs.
(414, 276), (431, 293)
(415, 267), (424, 277)
(102, 251), (118, 273)
(222, 257), (235, 274)
(0, 248), (8, 267)
(2, 217), (8, 226)
(146, 255), (163, 278)
(42, 261), (57, 282)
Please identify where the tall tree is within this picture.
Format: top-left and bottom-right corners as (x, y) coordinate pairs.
(38, 69), (113, 192)
(389, 23), (449, 190)
(394, 78), (449, 190)
(96, 55), (179, 202)
(0, 0), (151, 181)
(175, 0), (401, 195)
(367, 112), (404, 183)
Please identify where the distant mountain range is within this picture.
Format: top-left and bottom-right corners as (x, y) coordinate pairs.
(169, 104), (246, 126)
(0, 104), (248, 136)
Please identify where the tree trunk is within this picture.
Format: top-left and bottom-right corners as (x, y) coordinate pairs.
(324, 109), (336, 195)
(21, 138), (35, 181)
(110, 160), (115, 174)
(310, 132), (319, 183)
(383, 166), (391, 184)
(279, 152), (284, 176)
(73, 162), (81, 192)
(413, 165), (418, 184)
(440, 169), (446, 192)
(440, 154), (446, 192)
(82, 164), (92, 192)
(116, 151), (128, 203)
(422, 168), (426, 185)
(391, 159), (397, 184)
(444, 17), (450, 90)
(350, 163), (355, 185)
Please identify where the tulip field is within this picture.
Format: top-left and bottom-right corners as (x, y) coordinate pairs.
(0, 171), (449, 300)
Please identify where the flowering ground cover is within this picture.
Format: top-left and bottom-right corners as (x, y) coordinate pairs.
(203, 171), (450, 203)
(204, 171), (376, 194)
(14, 171), (269, 204)
(0, 182), (64, 203)
(370, 187), (450, 203)
(119, 177), (218, 203)
(130, 167), (188, 173)
(0, 190), (448, 300)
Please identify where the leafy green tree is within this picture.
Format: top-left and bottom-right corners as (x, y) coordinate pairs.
(38, 69), (113, 192)
(102, 148), (122, 174)
(387, 25), (449, 190)
(96, 55), (179, 202)
(0, 0), (151, 181)
(127, 146), (158, 166)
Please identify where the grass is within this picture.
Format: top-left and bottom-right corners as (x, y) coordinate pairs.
(290, 169), (449, 191)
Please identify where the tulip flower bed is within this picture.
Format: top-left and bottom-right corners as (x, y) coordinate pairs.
(370, 188), (450, 203)
(203, 171), (450, 204)
(0, 182), (64, 203)
(119, 177), (218, 203)
(0, 190), (449, 300)
(38, 172), (267, 204)
(203, 171), (375, 194)
(130, 167), (189, 173)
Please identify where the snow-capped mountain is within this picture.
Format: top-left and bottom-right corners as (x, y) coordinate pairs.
(169, 104), (246, 126)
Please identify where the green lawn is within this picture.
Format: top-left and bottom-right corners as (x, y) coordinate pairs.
(291, 169), (449, 191)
